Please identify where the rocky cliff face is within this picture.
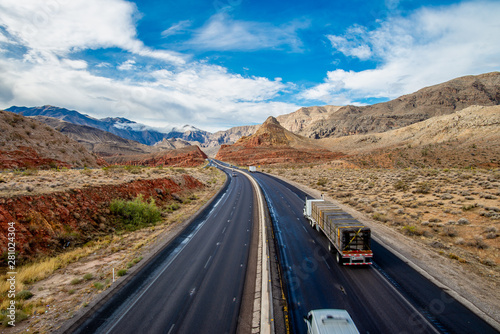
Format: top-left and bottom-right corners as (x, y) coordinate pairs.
(0, 110), (101, 168)
(215, 116), (342, 165)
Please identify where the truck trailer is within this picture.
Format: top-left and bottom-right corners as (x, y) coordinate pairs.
(304, 199), (373, 265)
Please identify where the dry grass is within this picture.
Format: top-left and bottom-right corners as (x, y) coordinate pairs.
(268, 165), (500, 271)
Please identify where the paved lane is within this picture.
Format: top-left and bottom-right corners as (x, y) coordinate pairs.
(252, 172), (497, 334)
(73, 167), (255, 334)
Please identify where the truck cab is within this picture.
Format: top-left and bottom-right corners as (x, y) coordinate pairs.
(304, 309), (360, 334)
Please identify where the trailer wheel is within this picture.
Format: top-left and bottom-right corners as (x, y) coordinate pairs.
(328, 242), (333, 253)
(336, 252), (343, 265)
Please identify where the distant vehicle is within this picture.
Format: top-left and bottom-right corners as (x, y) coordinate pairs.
(232, 172), (237, 177)
(249, 166), (257, 172)
(304, 309), (360, 334)
(304, 199), (372, 265)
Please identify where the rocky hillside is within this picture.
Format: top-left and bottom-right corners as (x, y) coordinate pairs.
(276, 105), (342, 135)
(319, 105), (500, 168)
(153, 137), (192, 150)
(215, 116), (342, 165)
(306, 72), (500, 138)
(0, 110), (100, 169)
(31, 116), (159, 157)
(105, 145), (208, 167)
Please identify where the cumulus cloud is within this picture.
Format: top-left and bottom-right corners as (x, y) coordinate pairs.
(0, 0), (185, 65)
(304, 1), (500, 104)
(118, 59), (137, 71)
(187, 12), (307, 52)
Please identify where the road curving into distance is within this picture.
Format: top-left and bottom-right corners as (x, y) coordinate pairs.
(251, 171), (499, 334)
(69, 164), (256, 334)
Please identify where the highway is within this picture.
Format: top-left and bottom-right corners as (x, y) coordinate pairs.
(252, 172), (498, 334)
(71, 166), (256, 334)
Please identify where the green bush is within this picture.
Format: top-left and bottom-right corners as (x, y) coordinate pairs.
(16, 290), (33, 300)
(117, 269), (127, 277)
(110, 195), (162, 231)
(83, 273), (93, 280)
(94, 282), (104, 290)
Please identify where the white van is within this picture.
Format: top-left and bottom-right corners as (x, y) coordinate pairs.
(304, 309), (360, 334)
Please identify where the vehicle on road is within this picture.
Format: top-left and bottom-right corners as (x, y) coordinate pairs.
(232, 172), (237, 177)
(304, 309), (360, 334)
(304, 199), (372, 265)
(249, 166), (257, 172)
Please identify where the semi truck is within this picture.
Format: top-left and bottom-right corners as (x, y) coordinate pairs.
(304, 199), (373, 265)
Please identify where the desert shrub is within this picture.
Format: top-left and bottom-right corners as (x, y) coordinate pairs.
(80, 168), (92, 176)
(468, 236), (488, 249)
(462, 203), (477, 211)
(94, 282), (104, 290)
(394, 180), (408, 191)
(415, 182), (432, 194)
(117, 269), (127, 277)
(317, 178), (328, 186)
(124, 165), (142, 174)
(110, 195), (162, 231)
(70, 278), (83, 285)
(443, 226), (458, 237)
(372, 212), (389, 222)
(402, 225), (421, 236)
(83, 273), (93, 280)
(16, 290), (33, 300)
(166, 203), (180, 212)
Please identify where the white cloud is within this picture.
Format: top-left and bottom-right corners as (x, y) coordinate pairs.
(118, 59), (136, 71)
(187, 12), (307, 51)
(161, 20), (192, 38)
(0, 0), (185, 65)
(304, 1), (500, 104)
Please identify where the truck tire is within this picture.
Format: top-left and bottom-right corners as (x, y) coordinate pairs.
(328, 242), (334, 253)
(336, 252), (344, 265)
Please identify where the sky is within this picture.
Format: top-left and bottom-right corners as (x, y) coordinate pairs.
(0, 0), (499, 132)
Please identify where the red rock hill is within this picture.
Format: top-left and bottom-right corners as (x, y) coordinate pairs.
(215, 116), (342, 165)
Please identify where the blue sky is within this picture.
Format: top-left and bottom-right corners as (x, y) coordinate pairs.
(0, 0), (499, 132)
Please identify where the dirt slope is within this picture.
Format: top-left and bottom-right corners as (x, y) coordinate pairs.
(0, 110), (100, 169)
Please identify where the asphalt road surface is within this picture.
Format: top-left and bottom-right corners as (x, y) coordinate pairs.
(252, 172), (498, 334)
(73, 167), (255, 334)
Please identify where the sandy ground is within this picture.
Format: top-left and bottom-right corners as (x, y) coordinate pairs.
(0, 166), (226, 333)
(264, 165), (500, 328)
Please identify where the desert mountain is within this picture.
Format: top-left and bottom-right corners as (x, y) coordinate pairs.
(0, 110), (100, 168)
(105, 145), (208, 168)
(6, 105), (210, 146)
(207, 124), (260, 147)
(305, 72), (500, 139)
(318, 105), (500, 168)
(215, 116), (342, 165)
(153, 137), (192, 150)
(276, 105), (342, 135)
(31, 116), (159, 157)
